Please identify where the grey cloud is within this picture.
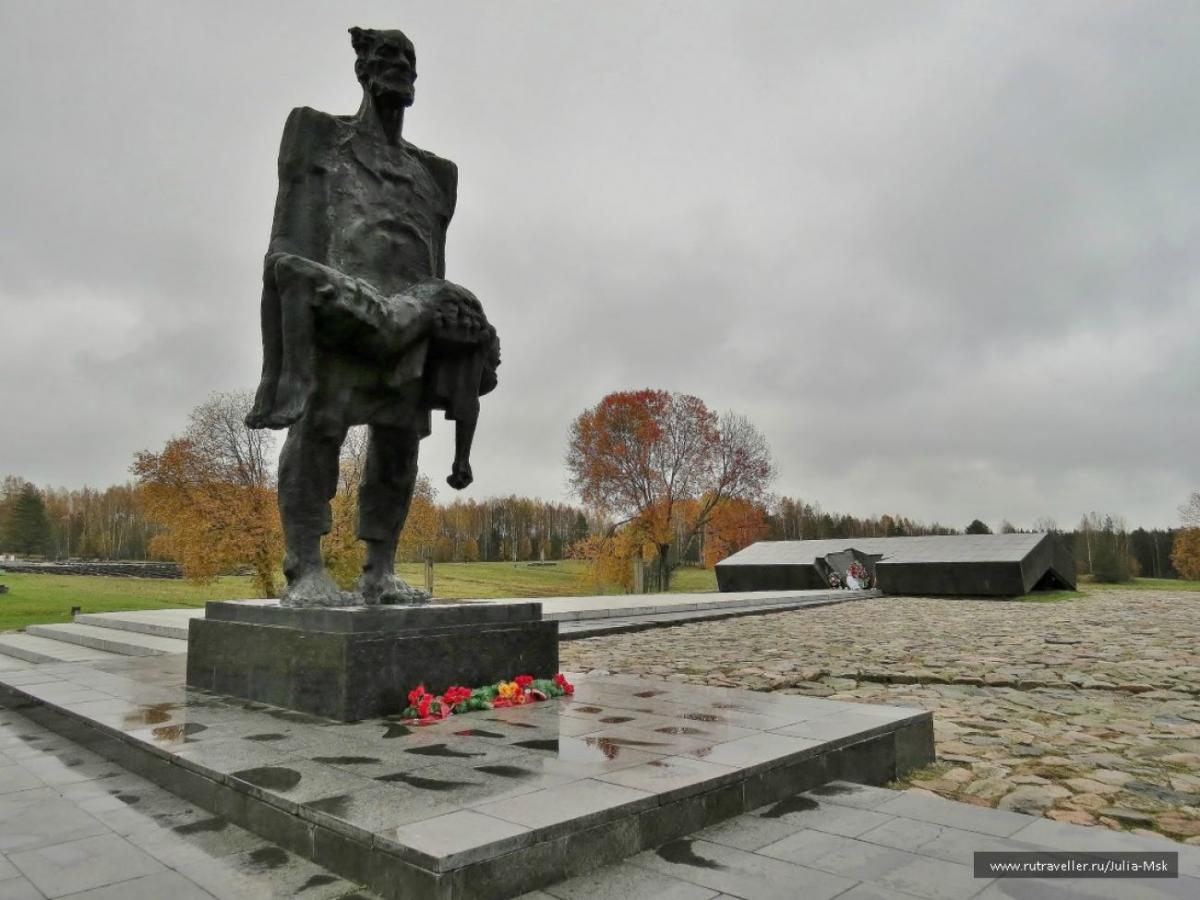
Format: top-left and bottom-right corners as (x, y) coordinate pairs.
(1, 1), (1196, 529)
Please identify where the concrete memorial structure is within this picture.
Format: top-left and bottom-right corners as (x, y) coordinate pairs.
(187, 27), (555, 719)
(716, 532), (1076, 597)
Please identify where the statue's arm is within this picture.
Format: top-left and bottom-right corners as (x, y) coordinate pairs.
(266, 107), (335, 265)
(424, 154), (458, 280)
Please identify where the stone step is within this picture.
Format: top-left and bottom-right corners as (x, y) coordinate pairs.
(24, 623), (188, 657)
(0, 633), (126, 664)
(73, 609), (201, 641)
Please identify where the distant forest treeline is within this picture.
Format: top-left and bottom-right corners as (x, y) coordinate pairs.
(0, 474), (1186, 578)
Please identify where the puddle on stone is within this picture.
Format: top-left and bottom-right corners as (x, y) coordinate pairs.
(634, 690), (666, 698)
(655, 726), (707, 736)
(247, 846), (290, 870)
(488, 719), (538, 729)
(453, 728), (504, 739)
(115, 793), (140, 805)
(300, 874), (338, 892)
(173, 816), (229, 835)
(304, 794), (352, 816)
(245, 733), (289, 742)
(231, 766), (302, 791)
(475, 764), (533, 779)
(128, 703), (178, 726)
(513, 738), (559, 752)
(311, 756), (380, 765)
(382, 723), (413, 739)
(150, 722), (208, 743)
(587, 736), (667, 749)
(761, 795), (819, 818)
(599, 716), (634, 724)
(375, 771), (468, 791)
(656, 839), (725, 870)
(572, 706), (603, 714)
(682, 713), (724, 723)
(403, 743), (483, 759)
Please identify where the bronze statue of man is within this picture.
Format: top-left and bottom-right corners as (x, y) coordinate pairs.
(246, 27), (498, 607)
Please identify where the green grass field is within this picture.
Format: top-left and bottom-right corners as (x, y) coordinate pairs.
(1, 565), (1192, 631)
(0, 561), (719, 632)
(1018, 576), (1200, 603)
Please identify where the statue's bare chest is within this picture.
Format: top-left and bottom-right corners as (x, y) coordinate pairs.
(325, 136), (446, 289)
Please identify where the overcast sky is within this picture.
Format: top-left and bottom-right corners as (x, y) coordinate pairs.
(1, 1), (1196, 530)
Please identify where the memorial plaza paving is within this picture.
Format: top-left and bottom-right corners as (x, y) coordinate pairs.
(561, 590), (1200, 843)
(0, 587), (1196, 898)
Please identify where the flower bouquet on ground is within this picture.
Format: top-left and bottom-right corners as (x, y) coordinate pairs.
(846, 560), (872, 589)
(399, 673), (575, 725)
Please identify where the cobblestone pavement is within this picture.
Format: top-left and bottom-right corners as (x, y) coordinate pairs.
(561, 590), (1200, 844)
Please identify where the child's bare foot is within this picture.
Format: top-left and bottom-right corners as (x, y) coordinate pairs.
(262, 373), (312, 429)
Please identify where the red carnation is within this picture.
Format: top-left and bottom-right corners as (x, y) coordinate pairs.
(514, 674), (534, 689)
(408, 684), (428, 706)
(554, 673), (575, 695)
(417, 694), (433, 719)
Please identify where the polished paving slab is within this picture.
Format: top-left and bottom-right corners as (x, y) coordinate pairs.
(0, 696), (377, 899)
(0, 657), (930, 899)
(526, 780), (1200, 900)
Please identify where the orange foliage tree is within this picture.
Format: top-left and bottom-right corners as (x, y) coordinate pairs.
(701, 497), (771, 569)
(1172, 491), (1200, 581)
(396, 475), (439, 563)
(566, 389), (775, 590)
(132, 392), (281, 597)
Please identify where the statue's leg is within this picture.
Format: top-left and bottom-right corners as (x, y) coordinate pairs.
(245, 268), (283, 429)
(358, 426), (429, 605)
(278, 418), (349, 607)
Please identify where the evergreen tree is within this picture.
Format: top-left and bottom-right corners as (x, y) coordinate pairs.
(2, 484), (51, 556)
(965, 519), (992, 535)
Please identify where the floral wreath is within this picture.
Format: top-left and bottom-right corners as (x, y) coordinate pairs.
(400, 673), (575, 724)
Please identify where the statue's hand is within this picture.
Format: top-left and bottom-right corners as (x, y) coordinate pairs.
(447, 459), (473, 490)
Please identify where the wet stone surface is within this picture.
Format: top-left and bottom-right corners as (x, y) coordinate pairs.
(0, 653), (925, 880)
(0, 699), (377, 899)
(561, 589), (1200, 843)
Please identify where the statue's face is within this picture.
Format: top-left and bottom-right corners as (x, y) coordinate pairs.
(351, 28), (416, 107)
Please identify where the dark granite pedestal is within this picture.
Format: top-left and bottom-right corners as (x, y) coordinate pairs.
(186, 601), (558, 721)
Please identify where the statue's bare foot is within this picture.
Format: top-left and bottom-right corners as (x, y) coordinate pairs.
(360, 573), (431, 606)
(281, 568), (352, 608)
(245, 378), (279, 429)
(262, 373), (312, 429)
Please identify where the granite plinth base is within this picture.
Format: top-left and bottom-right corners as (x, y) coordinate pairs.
(0, 656), (934, 900)
(186, 600), (559, 722)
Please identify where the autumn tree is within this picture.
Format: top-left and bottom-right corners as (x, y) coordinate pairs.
(396, 475), (439, 563)
(133, 392), (281, 596)
(701, 498), (770, 569)
(566, 389), (775, 590)
(1171, 491), (1200, 581)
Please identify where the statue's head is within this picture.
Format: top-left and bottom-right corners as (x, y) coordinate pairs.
(349, 27), (416, 108)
